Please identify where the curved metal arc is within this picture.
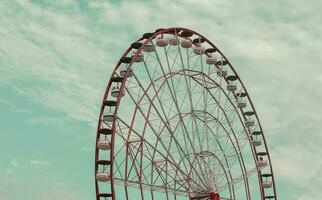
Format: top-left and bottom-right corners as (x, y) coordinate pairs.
(124, 69), (244, 199)
(125, 72), (209, 189)
(194, 30), (277, 199)
(124, 68), (248, 199)
(95, 46), (133, 199)
(187, 70), (252, 199)
(174, 27), (275, 199)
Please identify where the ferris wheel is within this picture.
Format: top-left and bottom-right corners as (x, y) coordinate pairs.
(94, 27), (277, 200)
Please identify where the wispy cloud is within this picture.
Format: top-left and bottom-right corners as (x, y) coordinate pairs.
(0, 0), (113, 124)
(10, 158), (19, 168)
(30, 160), (49, 166)
(1, 0), (321, 199)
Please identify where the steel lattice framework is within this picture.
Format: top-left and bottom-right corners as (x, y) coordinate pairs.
(94, 27), (277, 200)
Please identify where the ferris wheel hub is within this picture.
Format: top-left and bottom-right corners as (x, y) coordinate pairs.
(209, 192), (220, 200)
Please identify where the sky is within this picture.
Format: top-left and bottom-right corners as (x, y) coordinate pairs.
(0, 0), (322, 199)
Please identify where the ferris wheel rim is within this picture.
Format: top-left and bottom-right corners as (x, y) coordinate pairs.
(94, 27), (277, 200)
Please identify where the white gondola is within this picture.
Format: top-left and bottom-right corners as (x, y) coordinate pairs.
(143, 44), (156, 52)
(193, 46), (205, 55)
(245, 119), (255, 127)
(168, 37), (179, 46)
(237, 99), (247, 108)
(134, 54), (144, 63)
(180, 39), (192, 48)
(257, 159), (268, 168)
(227, 83), (237, 92)
(120, 67), (133, 78)
(103, 113), (114, 123)
(111, 87), (124, 98)
(96, 172), (111, 182)
(156, 38), (168, 47)
(263, 181), (273, 188)
(206, 56), (216, 65)
(217, 69), (227, 77)
(251, 139), (262, 146)
(98, 139), (110, 150)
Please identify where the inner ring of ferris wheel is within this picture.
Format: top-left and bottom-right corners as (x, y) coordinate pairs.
(95, 28), (276, 200)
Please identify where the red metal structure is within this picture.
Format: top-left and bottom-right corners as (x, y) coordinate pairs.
(209, 192), (220, 200)
(94, 27), (277, 200)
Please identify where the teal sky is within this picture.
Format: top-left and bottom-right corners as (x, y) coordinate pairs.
(1, 0), (322, 199)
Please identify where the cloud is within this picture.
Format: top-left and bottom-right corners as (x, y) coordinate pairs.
(53, 181), (72, 188)
(30, 160), (49, 166)
(37, 190), (81, 200)
(11, 158), (18, 168)
(1, 0), (322, 199)
(0, 0), (112, 124)
(0, 175), (82, 200)
(272, 144), (322, 199)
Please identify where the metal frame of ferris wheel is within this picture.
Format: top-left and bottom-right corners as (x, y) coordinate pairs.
(94, 27), (277, 200)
